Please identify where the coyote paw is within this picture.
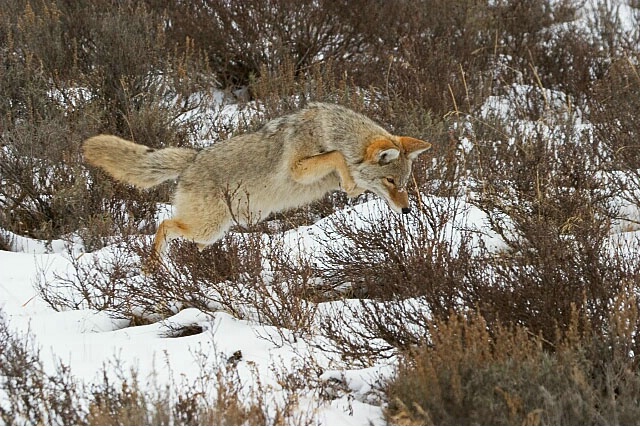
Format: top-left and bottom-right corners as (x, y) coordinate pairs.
(342, 178), (364, 198)
(341, 177), (358, 193)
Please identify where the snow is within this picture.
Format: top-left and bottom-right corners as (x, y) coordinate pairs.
(0, 225), (393, 424)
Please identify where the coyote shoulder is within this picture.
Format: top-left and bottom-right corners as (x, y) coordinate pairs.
(83, 103), (432, 266)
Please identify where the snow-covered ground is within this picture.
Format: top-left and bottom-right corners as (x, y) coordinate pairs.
(0, 191), (497, 424)
(2, 180), (640, 424)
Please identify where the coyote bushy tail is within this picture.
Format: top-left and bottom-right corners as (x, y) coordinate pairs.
(83, 135), (197, 188)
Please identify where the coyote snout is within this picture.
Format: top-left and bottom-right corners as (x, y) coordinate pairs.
(83, 103), (432, 268)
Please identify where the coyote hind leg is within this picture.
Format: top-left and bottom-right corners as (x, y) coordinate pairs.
(142, 218), (189, 273)
(152, 219), (189, 258)
(142, 210), (232, 273)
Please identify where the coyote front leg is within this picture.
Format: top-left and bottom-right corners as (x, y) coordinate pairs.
(291, 151), (364, 197)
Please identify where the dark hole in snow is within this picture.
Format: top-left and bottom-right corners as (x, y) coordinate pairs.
(226, 350), (243, 367)
(162, 323), (204, 338)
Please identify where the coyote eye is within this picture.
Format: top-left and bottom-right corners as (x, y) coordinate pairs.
(386, 177), (396, 185)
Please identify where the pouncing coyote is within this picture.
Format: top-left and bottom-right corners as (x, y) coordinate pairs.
(83, 103), (432, 267)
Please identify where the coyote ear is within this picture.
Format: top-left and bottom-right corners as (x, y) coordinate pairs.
(399, 136), (432, 160)
(377, 148), (400, 164)
(365, 138), (401, 164)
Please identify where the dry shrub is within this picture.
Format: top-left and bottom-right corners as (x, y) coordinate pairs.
(358, 0), (588, 113)
(86, 370), (159, 426)
(35, 224), (320, 342)
(33, 233), (257, 320)
(85, 357), (297, 426)
(34, 237), (142, 314)
(315, 218), (478, 364)
(0, 0), (214, 246)
(386, 300), (640, 425)
(156, 0), (391, 90)
(0, 311), (314, 425)
(463, 103), (625, 339)
(589, 55), (640, 214)
(312, 77), (640, 362)
(154, 0), (590, 113)
(0, 311), (84, 425)
(312, 191), (478, 364)
(5, 0), (640, 423)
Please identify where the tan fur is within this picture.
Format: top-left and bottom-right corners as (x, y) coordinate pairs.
(83, 135), (197, 188)
(82, 103), (432, 268)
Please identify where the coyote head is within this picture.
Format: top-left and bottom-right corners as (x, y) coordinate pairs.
(354, 136), (432, 214)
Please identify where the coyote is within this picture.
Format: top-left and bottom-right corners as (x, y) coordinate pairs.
(83, 103), (432, 266)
